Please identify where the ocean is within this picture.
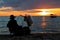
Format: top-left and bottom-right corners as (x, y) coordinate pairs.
(0, 16), (60, 34)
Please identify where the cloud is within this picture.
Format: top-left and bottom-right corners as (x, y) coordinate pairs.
(0, 7), (13, 11)
(0, 0), (4, 6)
(0, 0), (60, 10)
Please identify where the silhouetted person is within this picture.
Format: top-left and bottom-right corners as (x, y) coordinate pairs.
(7, 15), (19, 36)
(24, 14), (33, 27)
(23, 14), (33, 35)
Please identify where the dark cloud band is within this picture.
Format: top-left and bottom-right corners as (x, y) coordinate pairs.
(0, 0), (60, 10)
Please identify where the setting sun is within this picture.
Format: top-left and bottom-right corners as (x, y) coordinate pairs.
(38, 9), (51, 16)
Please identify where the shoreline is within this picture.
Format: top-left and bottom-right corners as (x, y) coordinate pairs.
(0, 33), (59, 40)
(0, 32), (60, 35)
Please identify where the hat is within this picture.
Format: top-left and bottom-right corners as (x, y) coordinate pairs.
(10, 15), (15, 19)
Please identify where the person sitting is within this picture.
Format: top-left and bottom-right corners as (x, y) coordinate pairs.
(7, 15), (22, 36)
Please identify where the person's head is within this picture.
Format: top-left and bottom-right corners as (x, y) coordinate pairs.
(10, 15), (15, 19)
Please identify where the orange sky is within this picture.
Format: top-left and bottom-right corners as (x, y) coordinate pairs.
(0, 7), (60, 16)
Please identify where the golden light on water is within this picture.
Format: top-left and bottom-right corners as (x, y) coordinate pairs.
(41, 22), (46, 28)
(41, 16), (47, 28)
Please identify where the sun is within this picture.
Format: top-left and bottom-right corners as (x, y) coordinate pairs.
(38, 9), (51, 16)
(40, 11), (48, 15)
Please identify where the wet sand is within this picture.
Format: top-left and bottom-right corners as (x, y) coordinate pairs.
(0, 33), (60, 40)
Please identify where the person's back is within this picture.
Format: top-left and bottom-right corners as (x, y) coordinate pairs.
(7, 19), (18, 33)
(7, 15), (18, 35)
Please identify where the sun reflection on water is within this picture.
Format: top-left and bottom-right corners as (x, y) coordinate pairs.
(41, 16), (47, 28)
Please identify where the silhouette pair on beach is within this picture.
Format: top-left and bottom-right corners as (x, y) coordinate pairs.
(7, 15), (33, 36)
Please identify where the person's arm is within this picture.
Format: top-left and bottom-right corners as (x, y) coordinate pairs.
(7, 21), (10, 27)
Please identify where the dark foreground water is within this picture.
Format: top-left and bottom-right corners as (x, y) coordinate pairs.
(0, 16), (60, 34)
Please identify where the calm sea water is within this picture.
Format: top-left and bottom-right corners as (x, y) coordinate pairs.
(0, 16), (60, 34)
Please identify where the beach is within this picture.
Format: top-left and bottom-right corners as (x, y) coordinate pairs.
(0, 33), (60, 40)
